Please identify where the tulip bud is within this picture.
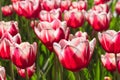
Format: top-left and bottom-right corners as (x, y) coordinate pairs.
(115, 1), (120, 15)
(1, 5), (13, 16)
(94, 0), (110, 5)
(0, 66), (6, 80)
(17, 64), (35, 78)
(60, 0), (71, 12)
(101, 53), (116, 72)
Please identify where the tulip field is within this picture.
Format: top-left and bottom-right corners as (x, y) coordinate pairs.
(1, 0), (120, 80)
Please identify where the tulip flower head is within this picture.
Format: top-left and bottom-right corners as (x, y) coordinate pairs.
(33, 19), (69, 51)
(12, 0), (41, 18)
(0, 21), (19, 38)
(98, 30), (120, 53)
(70, 0), (87, 10)
(53, 31), (96, 71)
(101, 53), (116, 72)
(1, 5), (13, 16)
(39, 8), (62, 22)
(11, 42), (37, 69)
(64, 9), (85, 28)
(86, 10), (111, 31)
(94, 0), (110, 5)
(17, 64), (35, 78)
(0, 32), (21, 59)
(0, 66), (6, 80)
(60, 0), (72, 12)
(115, 1), (120, 15)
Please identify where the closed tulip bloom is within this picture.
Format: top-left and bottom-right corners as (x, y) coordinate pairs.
(94, 0), (110, 5)
(60, 0), (72, 12)
(70, 0), (87, 10)
(39, 8), (62, 22)
(86, 10), (111, 31)
(41, 0), (57, 11)
(0, 32), (21, 59)
(17, 64), (35, 78)
(11, 42), (37, 69)
(0, 21), (19, 38)
(53, 31), (96, 71)
(64, 9), (84, 28)
(13, 0), (41, 19)
(98, 30), (120, 53)
(1, 5), (13, 16)
(0, 66), (6, 80)
(101, 53), (116, 72)
(92, 4), (109, 13)
(33, 19), (69, 51)
(115, 1), (120, 15)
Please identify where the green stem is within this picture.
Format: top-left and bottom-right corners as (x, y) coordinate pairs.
(10, 61), (14, 80)
(0, 0), (2, 21)
(74, 72), (80, 80)
(25, 68), (29, 80)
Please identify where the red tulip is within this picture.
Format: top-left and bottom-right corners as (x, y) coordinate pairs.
(115, 1), (120, 15)
(17, 64), (35, 78)
(1, 5), (13, 16)
(0, 21), (19, 38)
(33, 19), (69, 51)
(41, 0), (57, 11)
(98, 30), (120, 53)
(64, 9), (85, 28)
(86, 10), (111, 31)
(53, 31), (96, 71)
(92, 4), (109, 13)
(12, 0), (41, 18)
(101, 53), (116, 72)
(11, 42), (37, 69)
(39, 8), (62, 22)
(70, 0), (87, 10)
(0, 66), (6, 80)
(94, 0), (110, 5)
(0, 32), (21, 59)
(60, 0), (72, 12)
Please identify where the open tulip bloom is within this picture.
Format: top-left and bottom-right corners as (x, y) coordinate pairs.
(53, 31), (96, 71)
(33, 19), (69, 51)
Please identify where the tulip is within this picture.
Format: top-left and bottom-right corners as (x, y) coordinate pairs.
(41, 0), (57, 11)
(101, 53), (116, 72)
(11, 42), (37, 69)
(115, 1), (120, 15)
(86, 10), (111, 31)
(64, 9), (85, 28)
(12, 0), (41, 19)
(0, 32), (21, 59)
(39, 8), (62, 22)
(17, 64), (35, 78)
(1, 5), (13, 16)
(53, 31), (96, 71)
(0, 21), (19, 38)
(33, 19), (69, 51)
(70, 0), (87, 10)
(98, 30), (120, 53)
(94, 0), (110, 5)
(0, 66), (6, 80)
(92, 4), (109, 13)
(60, 0), (71, 12)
